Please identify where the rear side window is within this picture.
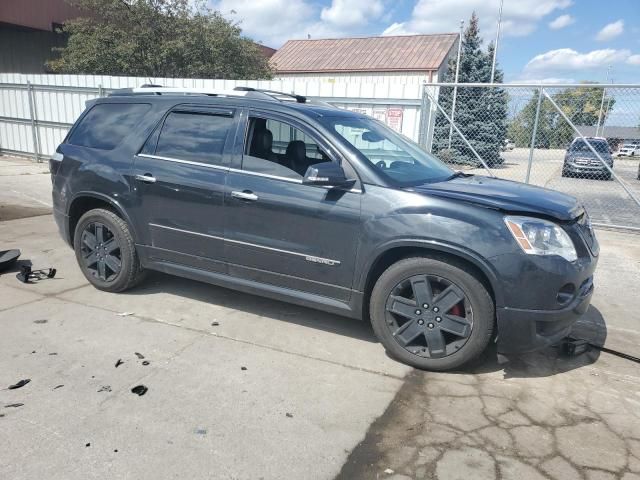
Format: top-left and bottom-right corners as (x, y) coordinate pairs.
(68, 103), (150, 150)
(155, 111), (232, 165)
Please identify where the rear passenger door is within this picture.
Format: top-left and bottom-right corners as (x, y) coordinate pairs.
(131, 105), (236, 272)
(224, 110), (362, 302)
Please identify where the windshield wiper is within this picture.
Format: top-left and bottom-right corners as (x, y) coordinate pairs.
(446, 171), (471, 181)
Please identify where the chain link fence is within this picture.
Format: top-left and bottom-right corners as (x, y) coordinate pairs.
(425, 83), (640, 231)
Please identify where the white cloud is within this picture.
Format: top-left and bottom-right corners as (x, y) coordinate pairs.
(596, 20), (624, 41)
(320, 0), (384, 28)
(524, 48), (631, 73)
(381, 0), (572, 39)
(213, 0), (387, 46)
(628, 54), (640, 66)
(510, 76), (576, 84)
(548, 14), (574, 30)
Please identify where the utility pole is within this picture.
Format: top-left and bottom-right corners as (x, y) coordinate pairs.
(448, 19), (464, 149)
(490, 0), (504, 84)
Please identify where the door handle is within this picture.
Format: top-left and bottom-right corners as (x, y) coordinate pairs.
(231, 190), (258, 201)
(135, 173), (157, 184)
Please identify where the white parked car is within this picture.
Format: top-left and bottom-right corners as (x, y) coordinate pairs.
(617, 142), (640, 156)
(501, 138), (515, 151)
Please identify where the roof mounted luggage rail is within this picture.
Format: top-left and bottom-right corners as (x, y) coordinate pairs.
(109, 86), (251, 97)
(232, 87), (307, 103)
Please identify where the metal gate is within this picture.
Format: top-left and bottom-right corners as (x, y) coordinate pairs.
(421, 82), (640, 231)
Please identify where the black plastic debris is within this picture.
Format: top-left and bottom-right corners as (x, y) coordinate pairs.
(134, 352), (145, 359)
(31, 351), (36, 354)
(98, 386), (112, 393)
(131, 385), (148, 396)
(53, 384), (64, 390)
(33, 319), (48, 324)
(241, 366), (247, 371)
(142, 361), (150, 366)
(211, 321), (220, 326)
(115, 359), (124, 368)
(0, 413), (5, 418)
(49, 353), (57, 356)
(5, 403), (24, 408)
(114, 449), (118, 453)
(8, 379), (30, 390)
(16, 265), (57, 284)
(286, 413), (293, 418)
(85, 443), (91, 447)
(561, 337), (590, 356)
(0, 249), (20, 272)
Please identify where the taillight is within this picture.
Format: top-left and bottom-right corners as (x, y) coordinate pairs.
(49, 152), (63, 177)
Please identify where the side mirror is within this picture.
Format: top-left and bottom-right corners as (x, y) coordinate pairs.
(303, 162), (353, 187)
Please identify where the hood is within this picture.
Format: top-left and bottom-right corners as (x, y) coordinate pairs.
(567, 150), (611, 159)
(410, 175), (583, 221)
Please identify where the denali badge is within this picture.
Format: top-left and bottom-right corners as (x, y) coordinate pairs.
(305, 256), (340, 266)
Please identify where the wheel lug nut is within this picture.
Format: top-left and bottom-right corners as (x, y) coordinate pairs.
(436, 317), (442, 322)
(427, 323), (434, 329)
(417, 319), (424, 325)
(433, 307), (439, 312)
(422, 303), (429, 309)
(415, 309), (421, 315)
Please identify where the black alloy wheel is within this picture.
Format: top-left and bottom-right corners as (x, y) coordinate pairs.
(80, 222), (122, 281)
(384, 275), (473, 359)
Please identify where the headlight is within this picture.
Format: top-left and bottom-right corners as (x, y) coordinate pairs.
(504, 215), (577, 262)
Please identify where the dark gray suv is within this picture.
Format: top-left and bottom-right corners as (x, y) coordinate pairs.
(50, 87), (599, 371)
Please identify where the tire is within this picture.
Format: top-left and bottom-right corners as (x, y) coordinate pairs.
(73, 208), (145, 292)
(369, 256), (494, 371)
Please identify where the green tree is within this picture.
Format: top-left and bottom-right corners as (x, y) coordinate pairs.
(508, 84), (616, 149)
(432, 12), (508, 167)
(47, 0), (272, 79)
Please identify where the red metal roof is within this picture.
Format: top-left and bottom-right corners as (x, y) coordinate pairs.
(270, 34), (458, 74)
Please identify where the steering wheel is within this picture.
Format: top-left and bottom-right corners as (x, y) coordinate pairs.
(376, 160), (387, 169)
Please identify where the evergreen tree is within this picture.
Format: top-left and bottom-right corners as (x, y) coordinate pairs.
(432, 13), (508, 167)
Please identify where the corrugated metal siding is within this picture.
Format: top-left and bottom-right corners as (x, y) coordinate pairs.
(0, 73), (427, 158)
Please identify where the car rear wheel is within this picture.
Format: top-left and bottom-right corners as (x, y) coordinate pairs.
(74, 208), (145, 292)
(369, 256), (494, 371)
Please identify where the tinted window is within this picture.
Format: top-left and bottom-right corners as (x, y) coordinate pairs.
(243, 117), (330, 179)
(68, 103), (150, 150)
(155, 111), (232, 164)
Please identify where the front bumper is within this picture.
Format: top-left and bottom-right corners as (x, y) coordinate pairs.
(496, 276), (594, 354)
(564, 163), (610, 174)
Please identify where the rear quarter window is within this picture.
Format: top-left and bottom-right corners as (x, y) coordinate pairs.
(68, 103), (151, 150)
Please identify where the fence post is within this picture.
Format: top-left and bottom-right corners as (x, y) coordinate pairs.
(98, 84), (104, 97)
(418, 81), (428, 147)
(26, 81), (42, 162)
(525, 88), (543, 184)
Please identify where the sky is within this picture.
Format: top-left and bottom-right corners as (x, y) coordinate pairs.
(211, 0), (640, 84)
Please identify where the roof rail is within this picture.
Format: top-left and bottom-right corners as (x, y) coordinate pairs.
(233, 87), (307, 103)
(109, 86), (250, 97)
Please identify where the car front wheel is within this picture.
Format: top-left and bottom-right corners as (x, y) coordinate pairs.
(369, 256), (494, 371)
(73, 208), (145, 292)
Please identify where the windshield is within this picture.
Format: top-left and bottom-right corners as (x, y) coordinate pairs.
(570, 139), (610, 154)
(319, 115), (453, 186)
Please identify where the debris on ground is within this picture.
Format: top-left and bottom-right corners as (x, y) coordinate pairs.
(16, 265), (56, 283)
(384, 468), (394, 474)
(134, 352), (144, 359)
(5, 403), (24, 408)
(286, 413), (293, 418)
(117, 312), (134, 317)
(8, 379), (30, 390)
(98, 386), (112, 393)
(195, 428), (207, 435)
(241, 366), (247, 371)
(131, 385), (148, 396)
(142, 361), (150, 366)
(0, 249), (21, 272)
(48, 352), (57, 356)
(85, 443), (90, 447)
(53, 384), (64, 390)
(33, 319), (48, 324)
(211, 321), (220, 326)
(115, 359), (124, 368)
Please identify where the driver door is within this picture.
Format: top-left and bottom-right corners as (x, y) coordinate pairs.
(223, 110), (363, 301)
